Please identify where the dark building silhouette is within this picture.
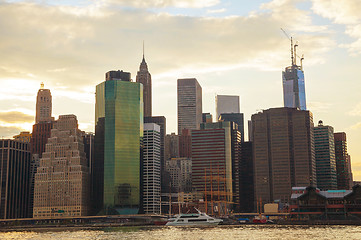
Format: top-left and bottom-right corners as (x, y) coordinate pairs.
(179, 129), (192, 158)
(219, 113), (245, 142)
(106, 70), (131, 81)
(314, 121), (337, 190)
(239, 141), (254, 212)
(334, 132), (352, 190)
(252, 108), (315, 205)
(92, 117), (105, 215)
(0, 139), (31, 219)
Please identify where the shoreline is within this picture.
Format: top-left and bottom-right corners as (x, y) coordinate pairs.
(1, 220), (361, 232)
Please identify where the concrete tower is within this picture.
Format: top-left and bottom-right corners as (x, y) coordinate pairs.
(35, 83), (53, 124)
(177, 78), (202, 134)
(33, 115), (90, 218)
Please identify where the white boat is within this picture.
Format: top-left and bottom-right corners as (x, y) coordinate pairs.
(165, 209), (223, 226)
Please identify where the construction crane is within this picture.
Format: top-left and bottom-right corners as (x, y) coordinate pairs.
(281, 28), (304, 69)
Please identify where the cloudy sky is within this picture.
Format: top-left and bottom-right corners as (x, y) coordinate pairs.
(0, 0), (361, 179)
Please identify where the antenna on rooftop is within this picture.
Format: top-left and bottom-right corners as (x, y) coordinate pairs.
(281, 28), (304, 68)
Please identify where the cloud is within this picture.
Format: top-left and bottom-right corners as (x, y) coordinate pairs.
(0, 111), (34, 123)
(308, 101), (332, 113)
(0, 126), (24, 139)
(349, 103), (361, 116)
(104, 0), (220, 8)
(0, 0), (332, 90)
(311, 0), (361, 54)
(350, 122), (361, 130)
(207, 8), (226, 14)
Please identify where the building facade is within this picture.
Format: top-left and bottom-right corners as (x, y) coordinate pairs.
(219, 113), (245, 143)
(177, 78), (202, 134)
(334, 132), (352, 190)
(282, 65), (306, 110)
(35, 83), (53, 124)
(252, 108), (315, 205)
(13, 131), (31, 143)
(144, 116), (166, 193)
(142, 123), (161, 214)
(95, 71), (143, 215)
(191, 122), (239, 214)
(0, 140), (31, 219)
(33, 115), (90, 218)
(136, 54), (152, 117)
(215, 95), (240, 120)
(165, 157), (192, 193)
(202, 113), (213, 123)
(314, 121), (337, 190)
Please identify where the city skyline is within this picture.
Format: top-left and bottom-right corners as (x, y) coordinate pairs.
(0, 0), (360, 180)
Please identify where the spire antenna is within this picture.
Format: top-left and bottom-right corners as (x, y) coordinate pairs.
(143, 40), (145, 59)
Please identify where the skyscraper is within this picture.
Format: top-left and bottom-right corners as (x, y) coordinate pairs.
(334, 132), (352, 189)
(219, 113), (244, 142)
(144, 116), (166, 192)
(215, 95), (240, 120)
(177, 78), (202, 134)
(314, 120), (337, 190)
(142, 123), (161, 214)
(282, 40), (307, 110)
(33, 115), (90, 218)
(29, 83), (54, 217)
(95, 70), (143, 215)
(191, 122), (240, 213)
(35, 82), (53, 124)
(0, 139), (31, 219)
(136, 50), (152, 117)
(252, 108), (315, 204)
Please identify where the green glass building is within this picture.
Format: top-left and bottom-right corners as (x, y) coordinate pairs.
(95, 71), (143, 215)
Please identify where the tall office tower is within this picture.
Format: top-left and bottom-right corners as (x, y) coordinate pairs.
(215, 95), (240, 120)
(282, 40), (307, 110)
(248, 120), (253, 142)
(136, 51), (152, 117)
(192, 122), (240, 213)
(29, 83), (54, 217)
(144, 116), (166, 193)
(202, 113), (213, 123)
(0, 139), (31, 219)
(219, 113), (244, 142)
(314, 121), (337, 190)
(35, 83), (53, 123)
(83, 133), (94, 169)
(92, 117), (105, 215)
(33, 115), (90, 218)
(177, 78), (202, 134)
(239, 142), (254, 212)
(165, 157), (192, 192)
(165, 133), (179, 160)
(252, 108), (315, 204)
(334, 132), (352, 189)
(179, 129), (192, 158)
(95, 70), (143, 215)
(142, 123), (161, 214)
(347, 155), (353, 188)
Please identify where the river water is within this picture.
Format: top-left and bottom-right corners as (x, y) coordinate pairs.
(1, 225), (361, 239)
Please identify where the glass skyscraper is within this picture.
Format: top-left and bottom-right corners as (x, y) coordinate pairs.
(282, 65), (306, 110)
(95, 71), (143, 215)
